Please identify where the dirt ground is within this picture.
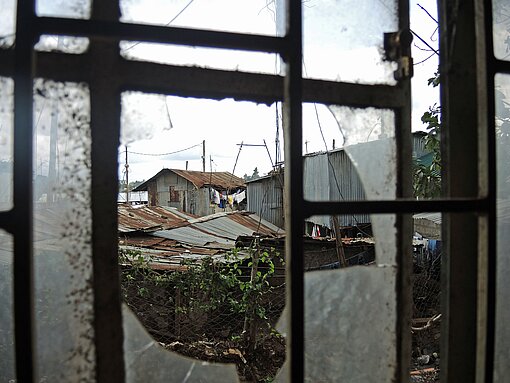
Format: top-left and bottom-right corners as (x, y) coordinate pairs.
(163, 335), (286, 382)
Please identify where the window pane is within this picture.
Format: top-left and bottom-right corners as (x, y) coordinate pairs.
(123, 305), (239, 382)
(33, 79), (95, 381)
(0, 0), (16, 48)
(121, 95), (285, 381)
(120, 0), (280, 36)
(0, 231), (15, 381)
(495, 73), (510, 381)
(302, 0), (398, 84)
(303, 105), (396, 201)
(0, 77), (13, 211)
(35, 35), (89, 54)
(120, 94), (278, 182)
(493, 0), (510, 61)
(274, 214), (398, 381)
(36, 0), (91, 18)
(120, 41), (279, 75)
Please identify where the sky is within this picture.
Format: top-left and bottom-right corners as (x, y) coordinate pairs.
(117, 0), (440, 182)
(0, 0), (440, 184)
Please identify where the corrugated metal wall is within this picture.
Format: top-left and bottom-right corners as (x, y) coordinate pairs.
(246, 173), (284, 230)
(303, 150), (370, 228)
(247, 136), (430, 230)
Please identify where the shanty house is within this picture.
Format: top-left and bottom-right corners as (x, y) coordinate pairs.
(133, 169), (245, 217)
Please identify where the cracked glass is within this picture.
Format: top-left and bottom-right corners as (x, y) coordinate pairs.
(0, 231), (15, 381)
(120, 0), (280, 74)
(33, 79), (95, 381)
(0, 77), (13, 211)
(121, 94), (286, 382)
(120, 0), (280, 36)
(303, 105), (396, 201)
(495, 73), (510, 382)
(290, 104), (399, 381)
(302, 0), (398, 84)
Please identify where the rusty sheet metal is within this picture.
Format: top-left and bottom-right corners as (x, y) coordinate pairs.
(118, 204), (191, 233)
(134, 168), (245, 191)
(170, 169), (245, 189)
(229, 212), (285, 236)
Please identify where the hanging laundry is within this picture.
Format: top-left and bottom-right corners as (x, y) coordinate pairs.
(234, 190), (246, 203)
(227, 194), (234, 206)
(213, 189), (220, 204)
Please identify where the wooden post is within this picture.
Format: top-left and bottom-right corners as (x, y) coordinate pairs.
(332, 216), (347, 268)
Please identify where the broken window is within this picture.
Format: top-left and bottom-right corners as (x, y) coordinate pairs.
(0, 0), (505, 382)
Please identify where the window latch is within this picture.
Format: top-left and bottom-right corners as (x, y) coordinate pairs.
(384, 29), (414, 81)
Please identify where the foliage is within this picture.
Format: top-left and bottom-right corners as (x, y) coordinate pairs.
(119, 244), (284, 338)
(243, 167), (260, 182)
(413, 71), (442, 199)
(413, 102), (442, 199)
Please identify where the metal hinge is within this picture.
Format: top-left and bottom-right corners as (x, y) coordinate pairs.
(384, 29), (414, 81)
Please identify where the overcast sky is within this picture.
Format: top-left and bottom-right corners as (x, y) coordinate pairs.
(0, 0), (440, 183)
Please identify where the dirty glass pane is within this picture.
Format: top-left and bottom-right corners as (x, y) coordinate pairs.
(120, 41), (279, 75)
(0, 0), (16, 48)
(35, 35), (89, 54)
(33, 79), (95, 381)
(275, 214), (399, 382)
(294, 104), (400, 380)
(302, 0), (398, 84)
(493, 0), (510, 61)
(36, 0), (91, 18)
(120, 0), (280, 36)
(303, 105), (396, 201)
(495, 74), (510, 381)
(0, 231), (15, 381)
(119, 0), (280, 73)
(0, 77), (13, 211)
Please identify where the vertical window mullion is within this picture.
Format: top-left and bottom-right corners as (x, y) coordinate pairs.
(13, 0), (36, 381)
(283, 0), (304, 381)
(89, 1), (126, 382)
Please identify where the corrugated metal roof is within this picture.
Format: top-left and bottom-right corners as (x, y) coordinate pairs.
(171, 169), (245, 189)
(133, 168), (245, 191)
(118, 204), (192, 233)
(413, 212), (442, 225)
(151, 226), (235, 248)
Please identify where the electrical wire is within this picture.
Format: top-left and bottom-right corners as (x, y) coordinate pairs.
(125, 142), (202, 156)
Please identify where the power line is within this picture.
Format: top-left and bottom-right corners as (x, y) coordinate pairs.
(125, 142), (202, 156)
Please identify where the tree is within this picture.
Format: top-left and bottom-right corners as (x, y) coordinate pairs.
(413, 72), (441, 199)
(243, 167), (260, 182)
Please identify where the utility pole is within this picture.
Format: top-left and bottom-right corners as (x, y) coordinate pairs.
(202, 140), (206, 172)
(125, 145), (129, 203)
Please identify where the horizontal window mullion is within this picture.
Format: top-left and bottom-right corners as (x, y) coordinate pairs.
(33, 52), (406, 108)
(304, 198), (489, 217)
(0, 211), (15, 234)
(35, 16), (286, 54)
(494, 59), (510, 75)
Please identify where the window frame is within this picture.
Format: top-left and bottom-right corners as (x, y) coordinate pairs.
(0, 0), (504, 381)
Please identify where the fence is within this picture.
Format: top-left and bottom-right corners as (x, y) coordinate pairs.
(120, 248), (286, 382)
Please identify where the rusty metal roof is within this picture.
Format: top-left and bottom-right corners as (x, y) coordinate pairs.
(118, 204), (192, 233)
(133, 168), (245, 191)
